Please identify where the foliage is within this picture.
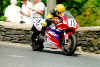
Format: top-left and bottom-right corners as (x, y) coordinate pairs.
(17, 0), (22, 7)
(0, 0), (10, 16)
(42, 0), (47, 6)
(56, 0), (100, 27)
(40, 0), (100, 26)
(0, 16), (6, 21)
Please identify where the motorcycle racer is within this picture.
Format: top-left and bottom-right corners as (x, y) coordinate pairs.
(31, 4), (78, 55)
(45, 4), (66, 25)
(43, 4), (67, 49)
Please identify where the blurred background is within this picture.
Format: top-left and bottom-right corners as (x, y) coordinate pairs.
(0, 0), (100, 27)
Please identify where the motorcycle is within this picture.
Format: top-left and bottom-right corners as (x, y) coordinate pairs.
(31, 14), (78, 56)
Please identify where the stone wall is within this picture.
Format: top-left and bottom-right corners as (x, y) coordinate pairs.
(0, 22), (100, 53)
(0, 25), (32, 44)
(77, 31), (100, 53)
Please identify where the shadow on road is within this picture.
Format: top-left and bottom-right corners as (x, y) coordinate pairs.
(40, 49), (80, 57)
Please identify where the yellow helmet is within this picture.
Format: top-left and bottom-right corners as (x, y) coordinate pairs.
(56, 4), (65, 12)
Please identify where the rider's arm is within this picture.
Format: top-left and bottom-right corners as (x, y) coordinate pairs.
(46, 18), (54, 27)
(29, 8), (44, 15)
(20, 10), (31, 16)
(35, 10), (44, 15)
(57, 16), (63, 23)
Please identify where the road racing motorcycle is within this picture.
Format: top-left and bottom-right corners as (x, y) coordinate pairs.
(31, 14), (78, 56)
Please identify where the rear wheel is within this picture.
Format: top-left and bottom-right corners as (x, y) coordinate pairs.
(61, 34), (77, 56)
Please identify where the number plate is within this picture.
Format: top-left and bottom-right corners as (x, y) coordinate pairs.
(68, 18), (77, 28)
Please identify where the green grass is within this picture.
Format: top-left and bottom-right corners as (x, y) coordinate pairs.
(0, 16), (6, 21)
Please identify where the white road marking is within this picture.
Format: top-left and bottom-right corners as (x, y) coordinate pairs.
(8, 55), (24, 58)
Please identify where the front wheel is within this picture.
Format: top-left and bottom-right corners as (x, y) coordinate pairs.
(61, 34), (77, 56)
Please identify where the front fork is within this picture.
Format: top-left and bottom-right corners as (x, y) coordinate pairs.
(64, 31), (72, 44)
(64, 32), (69, 44)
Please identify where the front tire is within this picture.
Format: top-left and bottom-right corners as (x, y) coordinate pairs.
(61, 34), (77, 56)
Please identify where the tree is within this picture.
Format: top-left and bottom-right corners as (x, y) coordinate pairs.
(57, 0), (100, 26)
(0, 0), (10, 16)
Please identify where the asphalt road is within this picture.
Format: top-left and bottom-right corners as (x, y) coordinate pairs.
(0, 44), (100, 67)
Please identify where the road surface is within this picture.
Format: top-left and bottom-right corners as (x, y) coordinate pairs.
(0, 43), (100, 67)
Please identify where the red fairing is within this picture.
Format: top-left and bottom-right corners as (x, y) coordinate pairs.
(46, 15), (78, 49)
(46, 30), (62, 49)
(56, 15), (78, 30)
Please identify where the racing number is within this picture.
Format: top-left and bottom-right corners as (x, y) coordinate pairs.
(68, 18), (76, 27)
(71, 19), (75, 27)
